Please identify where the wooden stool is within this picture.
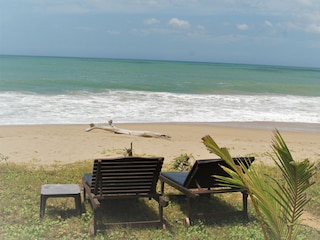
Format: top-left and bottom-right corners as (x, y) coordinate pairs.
(40, 184), (81, 218)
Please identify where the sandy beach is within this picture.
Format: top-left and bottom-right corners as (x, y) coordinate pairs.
(0, 122), (319, 166)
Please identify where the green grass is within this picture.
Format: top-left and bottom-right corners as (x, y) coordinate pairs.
(0, 160), (319, 240)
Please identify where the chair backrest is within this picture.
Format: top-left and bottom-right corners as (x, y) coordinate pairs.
(90, 157), (164, 197)
(183, 157), (255, 189)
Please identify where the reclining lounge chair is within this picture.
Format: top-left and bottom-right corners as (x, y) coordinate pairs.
(160, 157), (255, 226)
(83, 157), (168, 235)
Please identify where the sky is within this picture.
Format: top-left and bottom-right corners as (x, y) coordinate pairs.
(1, 0), (320, 67)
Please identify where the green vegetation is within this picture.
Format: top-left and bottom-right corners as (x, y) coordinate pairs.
(0, 147), (319, 239)
(202, 130), (319, 240)
(170, 153), (194, 171)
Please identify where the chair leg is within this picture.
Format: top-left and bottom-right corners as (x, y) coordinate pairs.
(160, 181), (164, 194)
(40, 195), (47, 218)
(89, 209), (98, 237)
(185, 196), (191, 226)
(93, 208), (98, 236)
(74, 194), (82, 217)
(159, 183), (167, 229)
(159, 202), (163, 226)
(242, 192), (248, 219)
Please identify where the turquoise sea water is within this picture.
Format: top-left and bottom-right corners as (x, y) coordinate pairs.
(0, 55), (319, 125)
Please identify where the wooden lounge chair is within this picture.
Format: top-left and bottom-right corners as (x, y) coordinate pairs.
(160, 157), (255, 226)
(83, 157), (168, 235)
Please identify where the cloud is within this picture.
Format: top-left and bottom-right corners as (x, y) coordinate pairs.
(30, 0), (320, 15)
(107, 30), (121, 35)
(168, 18), (190, 29)
(144, 18), (160, 25)
(30, 0), (320, 37)
(236, 24), (249, 30)
(278, 20), (320, 34)
(196, 25), (205, 30)
(264, 21), (273, 28)
(297, 0), (313, 6)
(305, 23), (320, 33)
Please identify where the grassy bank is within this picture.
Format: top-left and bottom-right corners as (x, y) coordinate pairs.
(0, 160), (319, 240)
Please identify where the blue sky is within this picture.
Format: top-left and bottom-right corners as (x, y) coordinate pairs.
(1, 0), (320, 67)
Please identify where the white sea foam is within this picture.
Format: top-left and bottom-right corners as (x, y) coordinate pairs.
(1, 91), (319, 125)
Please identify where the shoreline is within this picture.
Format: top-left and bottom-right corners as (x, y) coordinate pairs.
(213, 121), (320, 133)
(1, 121), (320, 132)
(0, 122), (319, 166)
(148, 121), (320, 133)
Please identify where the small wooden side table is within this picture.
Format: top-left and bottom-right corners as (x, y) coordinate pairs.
(40, 184), (81, 218)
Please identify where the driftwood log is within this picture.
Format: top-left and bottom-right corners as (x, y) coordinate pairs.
(86, 120), (171, 139)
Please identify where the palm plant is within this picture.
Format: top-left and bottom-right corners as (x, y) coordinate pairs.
(202, 130), (315, 240)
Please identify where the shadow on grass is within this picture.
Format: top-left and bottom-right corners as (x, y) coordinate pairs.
(166, 193), (248, 226)
(43, 197), (82, 220)
(83, 198), (165, 234)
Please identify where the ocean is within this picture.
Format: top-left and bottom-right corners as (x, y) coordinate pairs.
(0, 55), (319, 125)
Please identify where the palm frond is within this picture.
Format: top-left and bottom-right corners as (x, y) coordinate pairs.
(270, 130), (315, 239)
(202, 131), (315, 240)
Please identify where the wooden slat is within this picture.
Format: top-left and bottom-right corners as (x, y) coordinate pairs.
(89, 157), (163, 197)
